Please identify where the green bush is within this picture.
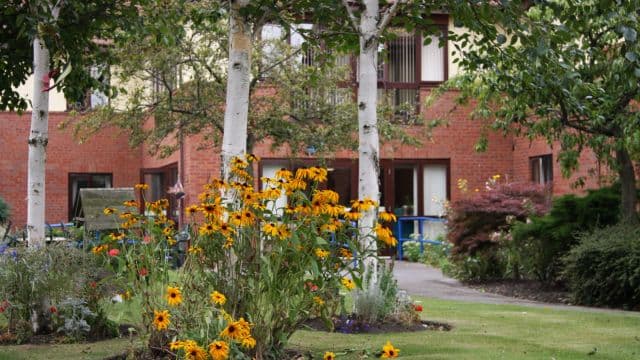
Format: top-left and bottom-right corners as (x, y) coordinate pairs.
(511, 186), (622, 283)
(0, 196), (9, 225)
(402, 241), (422, 262)
(563, 222), (640, 309)
(0, 245), (112, 343)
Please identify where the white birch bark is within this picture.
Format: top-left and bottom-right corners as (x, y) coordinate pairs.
(357, 0), (381, 287)
(26, 35), (52, 249)
(221, 0), (252, 182)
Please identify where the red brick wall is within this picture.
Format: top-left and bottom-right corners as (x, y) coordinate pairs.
(0, 112), (141, 225)
(512, 137), (603, 196)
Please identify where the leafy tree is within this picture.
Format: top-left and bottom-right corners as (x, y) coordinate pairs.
(0, 1), (138, 248)
(68, 0), (415, 164)
(446, 0), (640, 221)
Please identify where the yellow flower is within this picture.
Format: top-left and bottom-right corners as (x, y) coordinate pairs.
(315, 248), (330, 259)
(320, 222), (338, 233)
(210, 291), (227, 306)
(313, 296), (325, 306)
(223, 237), (234, 249)
(186, 205), (200, 216)
(134, 183), (149, 191)
(220, 318), (251, 340)
(341, 277), (356, 290)
(162, 226), (173, 236)
(276, 225), (291, 240)
(375, 224), (397, 247)
(208, 340), (229, 360)
(231, 157), (249, 169)
(218, 222), (235, 237)
(188, 245), (203, 255)
(201, 202), (220, 218)
(153, 309), (170, 331)
(167, 237), (177, 246)
(262, 222), (279, 237)
(199, 222), (218, 236)
(379, 210), (397, 223)
(240, 336), (256, 349)
(308, 166), (328, 182)
(339, 248), (353, 259)
(166, 286), (182, 306)
(123, 200), (138, 207)
(109, 232), (125, 241)
(313, 190), (340, 205)
(324, 351), (336, 360)
(275, 168), (293, 180)
(344, 208), (362, 221)
(381, 341), (400, 358)
(184, 342), (208, 360)
(351, 198), (378, 212)
(286, 178), (307, 192)
(103, 207), (116, 215)
(91, 244), (108, 255)
(245, 153), (260, 163)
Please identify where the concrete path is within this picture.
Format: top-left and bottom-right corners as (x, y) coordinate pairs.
(392, 260), (634, 314)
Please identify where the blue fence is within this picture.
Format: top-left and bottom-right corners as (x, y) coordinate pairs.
(393, 216), (446, 260)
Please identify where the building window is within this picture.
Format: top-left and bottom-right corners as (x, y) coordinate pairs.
(66, 65), (110, 111)
(531, 154), (553, 184)
(69, 173), (113, 221)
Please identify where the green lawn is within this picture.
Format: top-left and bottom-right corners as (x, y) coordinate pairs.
(1, 297), (639, 359)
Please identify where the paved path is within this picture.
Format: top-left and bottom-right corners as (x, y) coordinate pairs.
(392, 260), (633, 314)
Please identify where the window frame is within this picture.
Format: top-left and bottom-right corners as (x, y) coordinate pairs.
(530, 154), (553, 185)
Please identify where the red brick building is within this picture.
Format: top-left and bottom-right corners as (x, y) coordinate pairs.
(0, 19), (605, 228)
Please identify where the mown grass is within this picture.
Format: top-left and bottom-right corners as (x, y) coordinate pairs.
(1, 297), (639, 359)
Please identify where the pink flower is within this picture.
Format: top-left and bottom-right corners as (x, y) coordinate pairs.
(143, 235), (152, 244)
(108, 248), (120, 257)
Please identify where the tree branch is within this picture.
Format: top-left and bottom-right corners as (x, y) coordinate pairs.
(376, 0), (405, 37)
(341, 0), (360, 32)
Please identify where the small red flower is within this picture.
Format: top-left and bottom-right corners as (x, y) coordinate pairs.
(108, 248), (120, 257)
(138, 267), (148, 277)
(305, 281), (319, 292)
(0, 306), (5, 313)
(413, 304), (423, 312)
(50, 306), (57, 314)
(89, 281), (97, 289)
(143, 235), (152, 244)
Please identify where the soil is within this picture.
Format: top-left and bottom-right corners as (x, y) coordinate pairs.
(466, 279), (572, 305)
(301, 316), (452, 334)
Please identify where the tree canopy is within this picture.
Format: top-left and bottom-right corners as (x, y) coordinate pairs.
(443, 0), (640, 219)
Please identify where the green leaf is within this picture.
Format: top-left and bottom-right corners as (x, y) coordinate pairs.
(625, 51), (637, 62)
(622, 26), (637, 43)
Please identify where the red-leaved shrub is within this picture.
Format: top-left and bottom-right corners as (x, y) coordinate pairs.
(447, 182), (550, 256)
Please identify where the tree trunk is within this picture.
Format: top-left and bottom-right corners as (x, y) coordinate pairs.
(357, 0), (381, 288)
(616, 147), (638, 222)
(27, 35), (50, 249)
(221, 0), (252, 182)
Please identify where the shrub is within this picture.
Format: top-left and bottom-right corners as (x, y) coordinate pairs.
(402, 241), (422, 262)
(563, 222), (640, 309)
(353, 263), (398, 324)
(0, 245), (111, 343)
(511, 186), (622, 282)
(447, 182), (550, 255)
(0, 196), (9, 225)
(446, 181), (549, 281)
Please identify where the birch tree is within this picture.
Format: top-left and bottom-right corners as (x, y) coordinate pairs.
(26, 3), (62, 249)
(1, 1), (138, 247)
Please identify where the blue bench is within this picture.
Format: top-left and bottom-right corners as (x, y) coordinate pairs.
(393, 216), (446, 260)
(46, 222), (75, 242)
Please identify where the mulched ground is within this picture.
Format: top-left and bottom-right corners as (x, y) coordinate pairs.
(302, 316), (452, 334)
(466, 279), (573, 305)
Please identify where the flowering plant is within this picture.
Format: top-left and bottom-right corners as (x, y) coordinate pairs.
(94, 155), (397, 358)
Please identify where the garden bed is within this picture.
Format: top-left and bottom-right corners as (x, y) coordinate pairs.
(0, 323), (136, 346)
(302, 315), (452, 334)
(466, 280), (571, 305)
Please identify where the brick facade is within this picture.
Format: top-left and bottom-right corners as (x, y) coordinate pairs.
(0, 91), (603, 226)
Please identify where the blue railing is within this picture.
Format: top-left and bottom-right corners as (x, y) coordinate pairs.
(393, 216), (446, 260)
